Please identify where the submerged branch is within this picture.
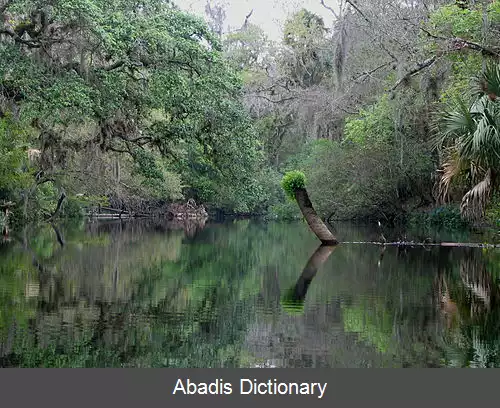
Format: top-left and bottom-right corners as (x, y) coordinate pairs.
(341, 241), (500, 248)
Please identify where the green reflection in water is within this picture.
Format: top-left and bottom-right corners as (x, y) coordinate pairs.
(0, 219), (500, 367)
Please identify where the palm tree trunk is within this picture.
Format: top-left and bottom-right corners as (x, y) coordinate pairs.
(294, 188), (338, 245)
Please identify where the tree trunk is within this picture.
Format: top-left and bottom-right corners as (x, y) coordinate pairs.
(47, 191), (66, 221)
(51, 223), (65, 247)
(294, 188), (338, 245)
(2, 208), (9, 237)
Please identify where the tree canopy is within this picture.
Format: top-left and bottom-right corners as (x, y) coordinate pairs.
(0, 0), (267, 218)
(1, 0), (500, 225)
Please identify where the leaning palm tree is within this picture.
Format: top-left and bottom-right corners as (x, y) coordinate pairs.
(433, 63), (500, 222)
(281, 170), (338, 245)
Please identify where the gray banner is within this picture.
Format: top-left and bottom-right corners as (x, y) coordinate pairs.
(0, 369), (495, 407)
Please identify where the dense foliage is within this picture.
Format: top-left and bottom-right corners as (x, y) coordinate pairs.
(0, 0), (269, 222)
(1, 0), (500, 227)
(281, 170), (306, 201)
(231, 0), (500, 224)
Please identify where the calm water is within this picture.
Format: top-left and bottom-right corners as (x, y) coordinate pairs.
(1, 218), (500, 368)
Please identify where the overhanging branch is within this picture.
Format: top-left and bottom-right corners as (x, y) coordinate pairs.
(250, 94), (298, 104)
(320, 0), (339, 19)
(390, 56), (437, 91)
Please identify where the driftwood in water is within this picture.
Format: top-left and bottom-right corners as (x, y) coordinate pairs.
(87, 213), (134, 219)
(85, 199), (209, 220)
(341, 241), (500, 249)
(167, 199), (208, 220)
(86, 205), (133, 219)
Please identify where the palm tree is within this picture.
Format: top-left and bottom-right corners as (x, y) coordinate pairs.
(433, 63), (500, 222)
(281, 170), (338, 245)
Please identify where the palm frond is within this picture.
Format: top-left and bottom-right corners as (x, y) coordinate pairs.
(460, 169), (492, 222)
(473, 63), (500, 101)
(434, 63), (500, 223)
(456, 96), (500, 168)
(431, 97), (476, 152)
(436, 148), (463, 204)
(469, 160), (486, 185)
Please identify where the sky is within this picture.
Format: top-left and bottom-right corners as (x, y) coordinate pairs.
(179, 0), (338, 41)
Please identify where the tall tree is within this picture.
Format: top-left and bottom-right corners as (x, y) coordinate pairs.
(0, 0), (264, 216)
(280, 8), (332, 88)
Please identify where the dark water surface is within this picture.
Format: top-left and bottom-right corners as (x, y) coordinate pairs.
(1, 218), (500, 367)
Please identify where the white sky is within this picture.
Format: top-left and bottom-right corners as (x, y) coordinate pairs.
(179, 0), (339, 41)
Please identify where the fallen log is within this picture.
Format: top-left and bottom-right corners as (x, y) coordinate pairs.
(341, 241), (500, 249)
(86, 213), (134, 219)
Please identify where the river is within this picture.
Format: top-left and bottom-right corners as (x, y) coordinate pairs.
(0, 218), (499, 367)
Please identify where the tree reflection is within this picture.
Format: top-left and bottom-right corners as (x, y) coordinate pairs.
(281, 245), (336, 314)
(4, 220), (500, 367)
(434, 248), (500, 367)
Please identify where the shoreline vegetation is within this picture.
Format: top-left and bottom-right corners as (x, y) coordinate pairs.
(1, 0), (500, 242)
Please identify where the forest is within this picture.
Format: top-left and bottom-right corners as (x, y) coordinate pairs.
(3, 0), (500, 369)
(1, 0), (500, 232)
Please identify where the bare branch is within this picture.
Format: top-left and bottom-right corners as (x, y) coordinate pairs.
(343, 1), (409, 56)
(166, 59), (202, 77)
(407, 21), (500, 58)
(352, 61), (392, 82)
(0, 27), (67, 48)
(103, 60), (125, 71)
(345, 0), (370, 25)
(390, 56), (437, 91)
(320, 0), (339, 19)
(249, 94), (298, 104)
(242, 9), (254, 29)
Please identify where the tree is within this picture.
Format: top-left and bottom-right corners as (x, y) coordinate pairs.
(280, 9), (332, 88)
(204, 0), (228, 38)
(281, 170), (338, 245)
(0, 0), (265, 217)
(224, 23), (269, 72)
(433, 63), (500, 222)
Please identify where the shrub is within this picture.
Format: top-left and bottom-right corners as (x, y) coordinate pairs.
(407, 205), (468, 230)
(268, 200), (302, 220)
(428, 206), (466, 228)
(59, 197), (85, 219)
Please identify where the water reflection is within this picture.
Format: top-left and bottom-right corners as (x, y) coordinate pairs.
(0, 219), (500, 367)
(281, 245), (336, 312)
